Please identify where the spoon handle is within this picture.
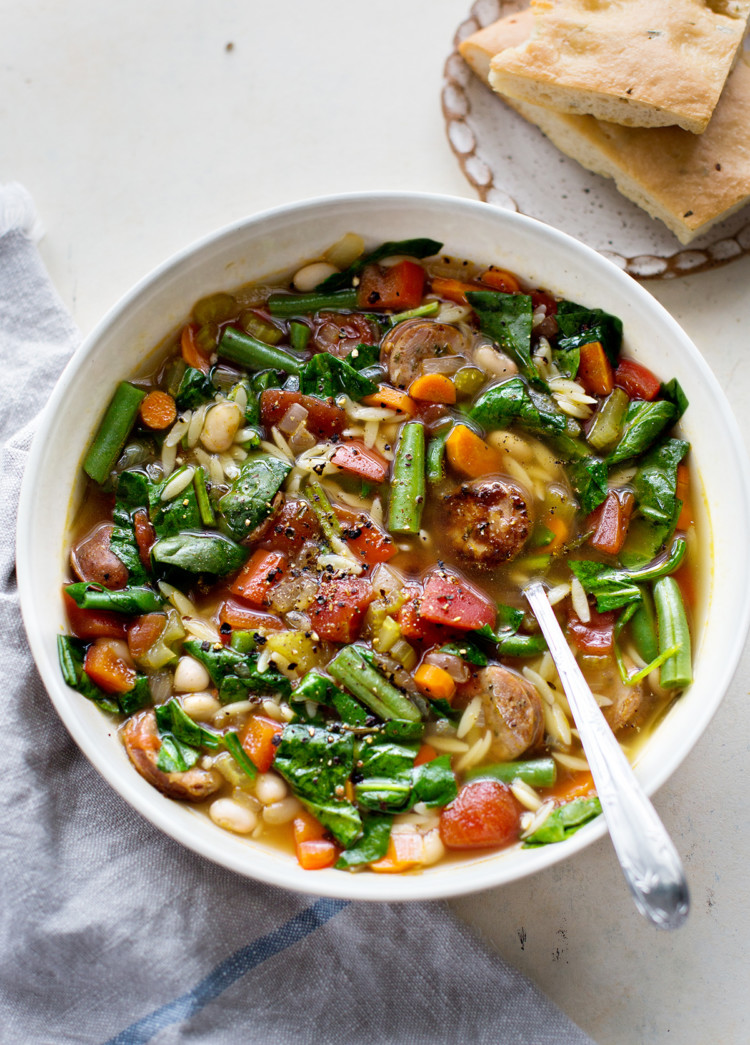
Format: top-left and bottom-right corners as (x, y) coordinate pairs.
(524, 581), (689, 929)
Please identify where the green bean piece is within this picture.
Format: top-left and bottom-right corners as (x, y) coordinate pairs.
(289, 320), (311, 353)
(388, 301), (440, 326)
(388, 422), (426, 534)
(426, 427), (451, 485)
(628, 589), (659, 664)
(465, 758), (557, 788)
(218, 327), (303, 375)
(305, 479), (342, 546)
(224, 731), (258, 779)
(494, 632), (548, 657)
(266, 288), (358, 318)
(653, 576), (693, 689)
(193, 466), (216, 527)
(328, 646), (422, 723)
(83, 382), (146, 484)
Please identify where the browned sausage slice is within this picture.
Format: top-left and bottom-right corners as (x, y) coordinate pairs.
(443, 479), (531, 567)
(311, 311), (377, 358)
(122, 708), (222, 802)
(70, 522), (129, 590)
(380, 320), (468, 390)
(458, 664), (543, 761)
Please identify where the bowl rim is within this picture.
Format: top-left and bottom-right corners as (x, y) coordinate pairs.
(17, 189), (750, 901)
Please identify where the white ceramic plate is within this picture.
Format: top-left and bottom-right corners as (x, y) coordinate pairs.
(17, 191), (750, 900)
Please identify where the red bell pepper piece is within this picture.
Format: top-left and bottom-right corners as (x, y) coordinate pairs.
(259, 389), (346, 439)
(308, 575), (374, 643)
(614, 358), (661, 401)
(357, 260), (426, 311)
(418, 570), (496, 632)
(586, 489), (634, 555)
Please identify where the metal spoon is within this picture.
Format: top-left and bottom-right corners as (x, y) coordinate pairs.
(523, 581), (690, 930)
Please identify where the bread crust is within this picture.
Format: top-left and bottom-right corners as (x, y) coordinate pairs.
(487, 0), (750, 134)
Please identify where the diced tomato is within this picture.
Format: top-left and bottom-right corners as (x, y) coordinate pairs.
(357, 259), (426, 311)
(530, 289), (557, 315)
(133, 509), (156, 572)
(419, 570), (496, 632)
(309, 575), (374, 643)
(240, 714), (283, 773)
(262, 498), (320, 556)
(577, 341), (614, 397)
(218, 597), (285, 633)
(127, 613), (167, 659)
(333, 506), (396, 564)
(586, 489), (634, 555)
(614, 358), (661, 401)
(63, 590), (128, 640)
(397, 585), (460, 646)
(439, 780), (521, 849)
(180, 323), (211, 374)
(229, 549), (288, 609)
(83, 640), (136, 694)
(293, 811), (339, 869)
(567, 604), (615, 654)
(478, 268), (521, 294)
(329, 440), (389, 483)
(259, 389), (346, 440)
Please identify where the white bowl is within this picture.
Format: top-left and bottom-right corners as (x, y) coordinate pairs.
(17, 192), (750, 901)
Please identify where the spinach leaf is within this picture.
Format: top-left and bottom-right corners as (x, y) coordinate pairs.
(354, 738), (419, 811)
(466, 291), (539, 383)
(552, 346), (580, 380)
(149, 474), (202, 539)
(57, 635), (120, 714)
(555, 301), (622, 365)
(292, 668), (368, 726)
(151, 531), (248, 577)
(345, 343), (381, 371)
(439, 640), (488, 666)
(118, 676), (152, 716)
(469, 377), (569, 438)
(316, 238), (443, 292)
(410, 754), (457, 809)
(65, 582), (164, 614)
(176, 366), (215, 410)
(607, 400), (677, 466)
(183, 637), (291, 701)
(298, 797), (363, 848)
(632, 438), (689, 528)
(299, 352), (378, 401)
(218, 454), (290, 541)
(156, 734), (201, 774)
(335, 813), (392, 870)
(110, 470), (150, 585)
(154, 697), (220, 749)
(567, 561), (643, 613)
(522, 796), (602, 847)
(568, 457), (609, 515)
(660, 378), (689, 421)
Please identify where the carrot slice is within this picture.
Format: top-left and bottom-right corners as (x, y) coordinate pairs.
(229, 549), (288, 608)
(361, 385), (417, 416)
(429, 276), (478, 305)
(414, 743), (438, 767)
(547, 770), (595, 804)
(296, 839), (339, 870)
(542, 512), (569, 553)
(577, 341), (614, 396)
(444, 424), (503, 478)
(408, 373), (457, 404)
(218, 597), (285, 633)
(329, 440), (389, 482)
(139, 390), (177, 430)
(240, 714), (283, 773)
(414, 663), (456, 703)
(84, 641), (136, 694)
(180, 323), (211, 374)
(478, 268), (521, 293)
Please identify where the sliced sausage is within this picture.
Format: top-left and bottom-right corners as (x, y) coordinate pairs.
(380, 320), (469, 390)
(457, 664), (543, 762)
(442, 479), (531, 567)
(122, 708), (223, 802)
(70, 523), (129, 590)
(311, 311), (377, 358)
(579, 659), (652, 735)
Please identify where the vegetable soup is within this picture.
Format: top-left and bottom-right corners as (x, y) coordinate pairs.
(59, 234), (696, 874)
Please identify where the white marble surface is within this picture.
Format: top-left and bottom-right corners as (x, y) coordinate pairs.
(4, 3), (750, 1042)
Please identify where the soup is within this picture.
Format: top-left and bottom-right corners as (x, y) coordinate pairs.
(58, 234), (695, 873)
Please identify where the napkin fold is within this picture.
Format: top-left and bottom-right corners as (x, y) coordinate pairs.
(0, 184), (595, 1045)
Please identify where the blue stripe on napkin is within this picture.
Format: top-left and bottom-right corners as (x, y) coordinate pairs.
(103, 897), (349, 1045)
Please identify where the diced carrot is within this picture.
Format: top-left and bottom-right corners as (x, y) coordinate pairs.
(414, 663), (456, 703)
(63, 590), (128, 640)
(586, 489), (634, 555)
(577, 341), (614, 397)
(408, 373), (457, 404)
(329, 440), (389, 483)
(127, 613), (167, 659)
(133, 509), (156, 572)
(414, 743), (438, 767)
(180, 323), (211, 374)
(361, 385), (418, 416)
(357, 260), (426, 311)
(83, 640), (136, 694)
(542, 512), (569, 554)
(139, 390), (177, 431)
(370, 832), (425, 873)
(259, 389), (346, 440)
(296, 839), (340, 870)
(308, 575), (374, 643)
(547, 770), (595, 804)
(439, 780), (521, 850)
(428, 276), (478, 306)
(262, 498), (320, 556)
(419, 570), (496, 632)
(293, 810), (326, 845)
(217, 597), (285, 633)
(675, 462), (692, 531)
(567, 605), (615, 654)
(334, 506), (396, 564)
(444, 424), (503, 478)
(240, 714), (283, 773)
(478, 268), (521, 293)
(229, 549), (288, 608)
(614, 358), (661, 401)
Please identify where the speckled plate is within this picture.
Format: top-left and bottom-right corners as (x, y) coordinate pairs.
(443, 0), (750, 279)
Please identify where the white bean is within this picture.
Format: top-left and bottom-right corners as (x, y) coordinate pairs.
(255, 772), (288, 806)
(173, 656), (211, 693)
(262, 796), (302, 825)
(200, 402), (242, 453)
(293, 261), (339, 292)
(421, 828), (446, 867)
(180, 692), (221, 721)
(474, 343), (518, 378)
(209, 798), (258, 834)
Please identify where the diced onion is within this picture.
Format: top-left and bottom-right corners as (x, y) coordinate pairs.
(423, 651), (469, 683)
(420, 355), (466, 375)
(278, 402), (309, 435)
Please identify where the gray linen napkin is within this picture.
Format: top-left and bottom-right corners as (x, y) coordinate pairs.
(0, 183), (595, 1045)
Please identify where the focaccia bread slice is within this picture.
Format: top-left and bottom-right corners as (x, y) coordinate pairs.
(487, 0), (750, 134)
(459, 12), (750, 243)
